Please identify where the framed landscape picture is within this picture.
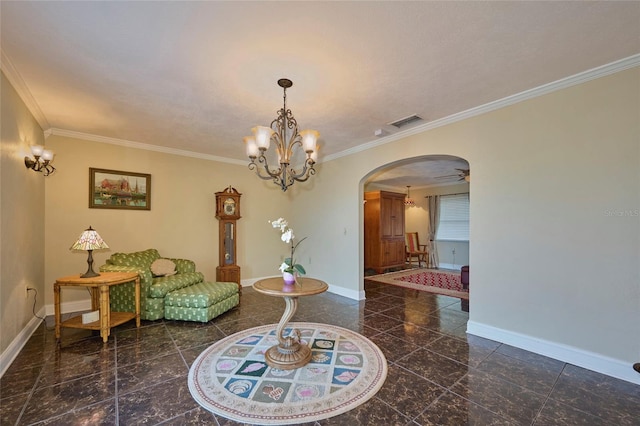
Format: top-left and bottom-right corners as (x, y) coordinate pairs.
(89, 168), (151, 210)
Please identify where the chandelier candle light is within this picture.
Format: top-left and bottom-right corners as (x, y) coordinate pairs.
(270, 218), (306, 285)
(244, 79), (319, 192)
(405, 185), (416, 207)
(70, 226), (109, 278)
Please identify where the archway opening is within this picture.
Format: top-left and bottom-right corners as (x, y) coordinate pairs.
(360, 154), (470, 310)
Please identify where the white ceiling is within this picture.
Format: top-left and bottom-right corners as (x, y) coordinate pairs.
(2, 1), (639, 188)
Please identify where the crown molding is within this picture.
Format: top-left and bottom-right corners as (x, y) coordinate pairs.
(325, 53), (640, 162)
(48, 128), (246, 166)
(0, 49), (50, 130)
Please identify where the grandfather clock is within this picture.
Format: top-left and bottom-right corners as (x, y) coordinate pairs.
(215, 186), (241, 286)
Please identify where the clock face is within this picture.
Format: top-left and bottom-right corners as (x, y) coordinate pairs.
(223, 198), (236, 216)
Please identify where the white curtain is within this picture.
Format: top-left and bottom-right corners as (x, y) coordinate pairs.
(426, 195), (440, 269)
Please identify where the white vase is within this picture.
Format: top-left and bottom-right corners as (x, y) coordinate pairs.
(282, 271), (296, 285)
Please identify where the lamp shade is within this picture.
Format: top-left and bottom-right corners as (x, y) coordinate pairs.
(70, 226), (109, 251)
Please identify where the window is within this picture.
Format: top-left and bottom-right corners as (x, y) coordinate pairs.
(436, 194), (469, 241)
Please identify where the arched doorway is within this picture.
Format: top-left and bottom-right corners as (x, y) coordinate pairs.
(361, 154), (470, 303)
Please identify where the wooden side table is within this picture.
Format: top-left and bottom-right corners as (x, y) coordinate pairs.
(253, 277), (328, 369)
(54, 271), (140, 343)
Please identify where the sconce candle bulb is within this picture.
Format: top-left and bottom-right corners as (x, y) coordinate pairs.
(24, 145), (56, 176)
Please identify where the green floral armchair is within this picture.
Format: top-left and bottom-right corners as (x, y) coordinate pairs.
(99, 248), (204, 320)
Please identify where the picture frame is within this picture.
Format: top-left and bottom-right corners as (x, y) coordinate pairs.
(89, 168), (151, 210)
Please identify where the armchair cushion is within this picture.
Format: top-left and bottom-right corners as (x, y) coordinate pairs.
(151, 258), (177, 277)
(149, 272), (205, 298)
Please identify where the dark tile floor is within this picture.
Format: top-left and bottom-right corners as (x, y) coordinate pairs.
(2, 280), (639, 425)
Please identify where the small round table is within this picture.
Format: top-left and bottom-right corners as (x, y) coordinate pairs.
(253, 277), (328, 369)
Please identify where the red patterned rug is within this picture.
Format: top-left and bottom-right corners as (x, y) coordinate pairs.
(367, 269), (469, 300)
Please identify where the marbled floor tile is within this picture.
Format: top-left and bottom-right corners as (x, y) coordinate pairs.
(0, 363), (42, 399)
(36, 345), (116, 388)
(56, 332), (117, 354)
(18, 370), (116, 424)
(330, 322), (382, 338)
(157, 406), (218, 425)
(169, 325), (227, 350)
(376, 305), (431, 325)
(317, 395), (412, 425)
(449, 368), (547, 424)
(446, 323), (468, 340)
(117, 352), (188, 395)
(118, 375), (199, 425)
(374, 285), (408, 297)
(533, 397), (607, 425)
(376, 365), (446, 419)
(116, 335), (178, 367)
(115, 322), (173, 347)
(368, 332), (421, 363)
(416, 391), (518, 426)
(215, 317), (265, 336)
(6, 333), (57, 371)
(476, 351), (563, 395)
(386, 324), (445, 347)
(39, 398), (117, 425)
(548, 364), (640, 425)
(360, 313), (404, 332)
(179, 343), (210, 368)
(396, 348), (468, 388)
(361, 298), (396, 313)
(425, 334), (497, 368)
(0, 392), (28, 425)
(496, 344), (565, 370)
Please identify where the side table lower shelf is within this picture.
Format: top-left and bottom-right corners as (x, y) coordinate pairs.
(61, 311), (137, 331)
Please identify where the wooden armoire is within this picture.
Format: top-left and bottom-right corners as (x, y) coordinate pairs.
(364, 190), (406, 273)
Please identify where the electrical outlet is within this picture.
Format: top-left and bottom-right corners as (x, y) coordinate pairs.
(452, 248), (456, 255)
(25, 285), (31, 298)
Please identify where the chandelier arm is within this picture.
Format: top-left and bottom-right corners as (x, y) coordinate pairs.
(248, 157), (282, 181)
(286, 159), (316, 182)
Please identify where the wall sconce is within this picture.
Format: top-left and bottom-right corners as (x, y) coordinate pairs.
(24, 145), (56, 176)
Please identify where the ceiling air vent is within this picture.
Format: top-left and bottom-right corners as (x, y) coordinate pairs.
(388, 114), (423, 129)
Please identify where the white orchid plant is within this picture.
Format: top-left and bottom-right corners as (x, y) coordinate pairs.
(270, 218), (307, 276)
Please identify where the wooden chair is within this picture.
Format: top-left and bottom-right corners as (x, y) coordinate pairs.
(405, 232), (428, 267)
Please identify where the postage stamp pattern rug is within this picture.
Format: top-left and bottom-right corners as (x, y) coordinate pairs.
(188, 322), (388, 424)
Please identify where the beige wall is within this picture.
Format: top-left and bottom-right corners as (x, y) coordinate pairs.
(296, 68), (639, 383)
(42, 135), (304, 311)
(0, 71), (46, 355)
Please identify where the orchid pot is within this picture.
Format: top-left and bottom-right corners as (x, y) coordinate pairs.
(282, 271), (296, 286)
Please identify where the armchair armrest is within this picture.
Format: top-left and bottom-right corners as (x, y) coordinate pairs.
(167, 258), (196, 274)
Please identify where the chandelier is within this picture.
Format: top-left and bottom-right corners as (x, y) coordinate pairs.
(244, 78), (319, 192)
(404, 186), (416, 207)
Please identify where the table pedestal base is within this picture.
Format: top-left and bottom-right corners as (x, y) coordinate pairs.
(253, 277), (328, 370)
(265, 344), (311, 370)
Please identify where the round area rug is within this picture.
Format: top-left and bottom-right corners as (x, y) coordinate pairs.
(188, 322), (388, 425)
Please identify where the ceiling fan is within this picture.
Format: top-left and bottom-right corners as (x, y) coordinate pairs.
(434, 168), (470, 182)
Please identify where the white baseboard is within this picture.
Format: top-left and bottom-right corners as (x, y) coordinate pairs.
(0, 307), (46, 377)
(438, 263), (464, 270)
(327, 284), (364, 301)
(466, 320), (640, 385)
(44, 299), (92, 317)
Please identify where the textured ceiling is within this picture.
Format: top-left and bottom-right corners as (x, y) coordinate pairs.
(2, 1), (639, 188)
